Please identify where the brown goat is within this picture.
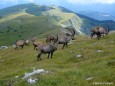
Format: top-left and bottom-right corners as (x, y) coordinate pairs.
(15, 40), (25, 50)
(90, 26), (109, 40)
(53, 27), (76, 49)
(14, 39), (30, 50)
(46, 35), (56, 43)
(33, 42), (41, 50)
(36, 43), (57, 61)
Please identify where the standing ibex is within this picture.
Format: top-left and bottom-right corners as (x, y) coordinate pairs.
(53, 26), (76, 49)
(36, 43), (58, 61)
(90, 26), (109, 40)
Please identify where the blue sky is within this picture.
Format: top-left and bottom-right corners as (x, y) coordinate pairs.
(0, 0), (115, 15)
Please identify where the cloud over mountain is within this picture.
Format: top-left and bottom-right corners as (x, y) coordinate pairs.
(0, 0), (115, 16)
(1, 0), (115, 6)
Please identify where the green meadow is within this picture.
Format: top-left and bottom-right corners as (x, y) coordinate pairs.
(0, 34), (115, 86)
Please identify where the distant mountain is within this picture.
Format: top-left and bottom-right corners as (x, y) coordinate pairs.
(79, 11), (115, 21)
(0, 3), (115, 46)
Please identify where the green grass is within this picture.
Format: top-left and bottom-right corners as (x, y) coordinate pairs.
(0, 12), (60, 46)
(0, 34), (115, 86)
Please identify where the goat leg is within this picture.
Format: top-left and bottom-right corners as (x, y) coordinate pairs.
(34, 45), (37, 50)
(97, 35), (100, 40)
(47, 53), (50, 58)
(62, 43), (65, 49)
(66, 43), (68, 48)
(21, 45), (24, 49)
(90, 33), (94, 38)
(102, 34), (104, 37)
(37, 53), (42, 61)
(51, 52), (53, 59)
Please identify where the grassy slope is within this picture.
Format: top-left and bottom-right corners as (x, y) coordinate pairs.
(0, 34), (115, 86)
(43, 8), (83, 34)
(0, 12), (59, 46)
(0, 7), (84, 46)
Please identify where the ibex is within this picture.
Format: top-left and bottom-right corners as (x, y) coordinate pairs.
(90, 26), (109, 40)
(14, 39), (30, 50)
(53, 26), (76, 49)
(36, 43), (58, 61)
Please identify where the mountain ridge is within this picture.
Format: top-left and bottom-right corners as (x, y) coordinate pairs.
(79, 11), (115, 21)
(0, 3), (115, 46)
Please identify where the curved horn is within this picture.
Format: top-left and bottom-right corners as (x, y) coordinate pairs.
(53, 34), (58, 44)
(65, 27), (76, 37)
(71, 28), (76, 36)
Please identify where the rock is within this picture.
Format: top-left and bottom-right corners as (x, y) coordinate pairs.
(32, 67), (36, 70)
(97, 50), (103, 53)
(70, 51), (74, 53)
(12, 45), (16, 48)
(15, 76), (19, 78)
(0, 46), (8, 50)
(93, 42), (97, 45)
(27, 78), (38, 84)
(22, 69), (46, 79)
(86, 77), (94, 81)
(75, 54), (83, 58)
(25, 66), (28, 68)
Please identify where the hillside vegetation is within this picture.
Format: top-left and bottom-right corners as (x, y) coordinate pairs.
(0, 3), (115, 46)
(43, 8), (83, 34)
(0, 11), (60, 46)
(0, 33), (115, 86)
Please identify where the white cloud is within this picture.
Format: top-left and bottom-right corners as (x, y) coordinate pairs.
(24, 0), (34, 2)
(0, 0), (35, 4)
(1, 0), (18, 2)
(0, 0), (34, 3)
(0, 0), (18, 5)
(67, 0), (115, 4)
(1, 0), (115, 5)
(29, 0), (34, 1)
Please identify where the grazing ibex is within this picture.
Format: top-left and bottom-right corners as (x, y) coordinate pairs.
(46, 35), (56, 43)
(33, 42), (41, 50)
(90, 26), (109, 40)
(36, 43), (57, 61)
(14, 39), (30, 50)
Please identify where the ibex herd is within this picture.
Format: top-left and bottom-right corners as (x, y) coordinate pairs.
(14, 26), (109, 61)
